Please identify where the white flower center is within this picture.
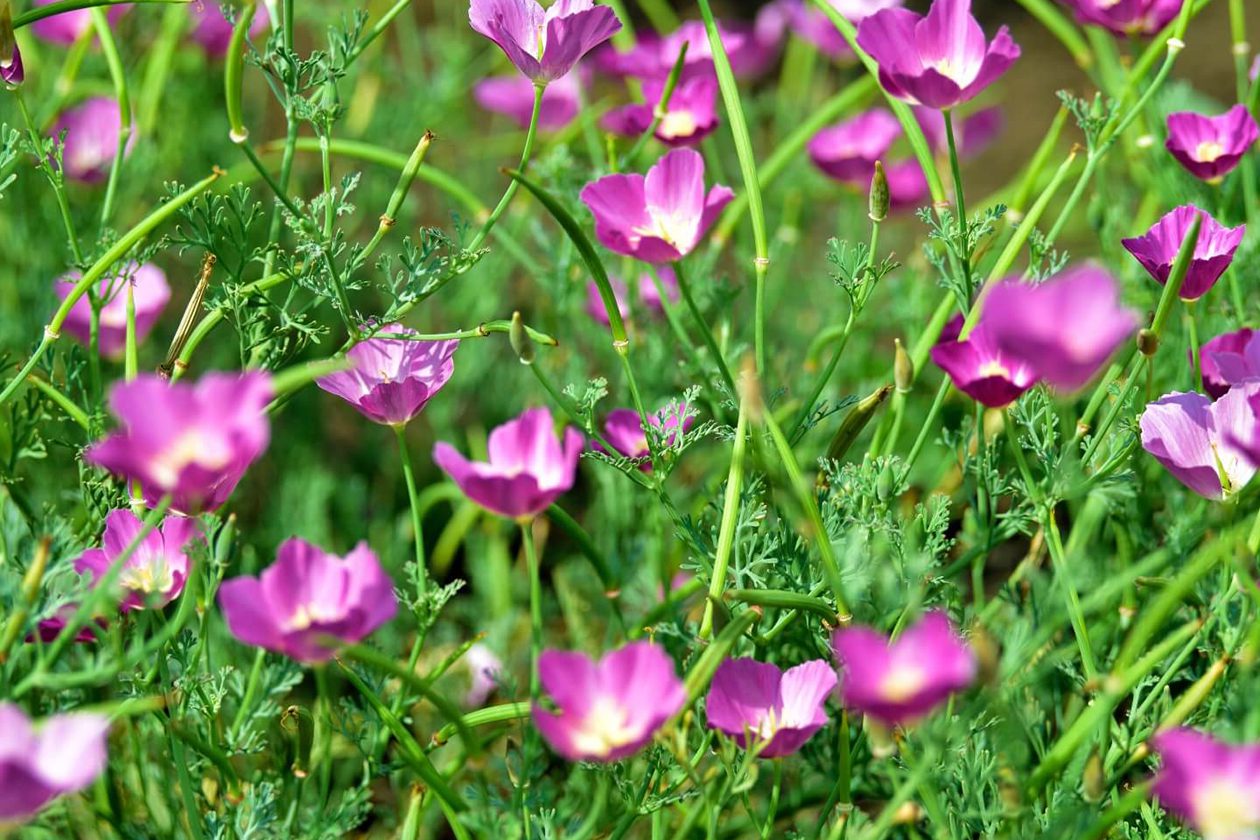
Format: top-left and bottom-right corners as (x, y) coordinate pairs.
(150, 431), (229, 489)
(880, 663), (927, 702)
(657, 110), (698, 140)
(978, 360), (1011, 379)
(1195, 141), (1226, 163)
(1194, 779), (1260, 838)
(570, 696), (640, 758)
(119, 557), (174, 595)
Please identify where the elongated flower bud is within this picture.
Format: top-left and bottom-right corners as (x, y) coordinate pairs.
(510, 311), (535, 365)
(869, 160), (889, 223)
(893, 338), (913, 393)
(826, 385), (893, 460)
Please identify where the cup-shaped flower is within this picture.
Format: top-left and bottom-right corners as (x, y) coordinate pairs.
(218, 538), (397, 663)
(74, 509), (199, 612)
(474, 71), (581, 130)
(916, 105), (1004, 159)
(639, 266), (681, 313)
(532, 641), (686, 762)
(1150, 728), (1260, 839)
(832, 611), (976, 727)
(1165, 106), (1260, 182)
(595, 404), (694, 470)
(580, 148), (734, 263)
(931, 316), (1037, 407)
(316, 328), (458, 427)
(469, 0), (620, 84)
(51, 97), (134, 183)
(85, 372), (273, 514)
(1059, 0), (1182, 36)
(1200, 328), (1260, 400)
(981, 265), (1139, 391)
(808, 108), (902, 185)
(705, 658), (836, 758)
(189, 1), (269, 55)
(601, 75), (719, 148)
(778, 0), (905, 60)
(55, 262), (170, 357)
(856, 0), (1020, 110)
(433, 406), (584, 520)
(1122, 206), (1244, 301)
(30, 1), (127, 45)
(1139, 384), (1260, 500)
(0, 703), (110, 825)
(1, 41), (22, 86)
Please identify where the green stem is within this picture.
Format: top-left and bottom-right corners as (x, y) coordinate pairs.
(89, 6), (131, 229)
(701, 387), (749, 639)
(15, 88), (84, 265)
(520, 521), (543, 703)
(942, 110), (972, 295)
(395, 425), (427, 594)
(673, 260), (737, 398)
(466, 83), (544, 253)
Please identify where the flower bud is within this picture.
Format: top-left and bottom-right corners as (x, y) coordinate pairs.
(0, 2), (22, 88)
(1082, 747), (1105, 802)
(1137, 328), (1160, 356)
(893, 338), (914, 393)
(510, 311), (535, 365)
(826, 385), (893, 461)
(869, 160), (889, 223)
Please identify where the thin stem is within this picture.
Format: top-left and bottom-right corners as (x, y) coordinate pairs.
(15, 89), (84, 265)
(942, 110), (972, 295)
(467, 83), (544, 253)
(90, 6), (131, 229)
(673, 260), (737, 398)
(395, 425), (427, 594)
(520, 521), (543, 702)
(701, 385), (749, 639)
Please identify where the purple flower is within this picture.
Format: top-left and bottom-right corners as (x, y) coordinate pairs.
(0, 703), (111, 825)
(30, 1), (127, 45)
(580, 148), (734, 263)
(1059, 0), (1183, 36)
(639, 266), (681, 313)
(1122, 206), (1244, 301)
(85, 372), (273, 514)
(1140, 384), (1260, 500)
(469, 0), (621, 84)
(532, 641), (686, 762)
(31, 605), (105, 645)
(778, 0), (905, 60)
(585, 277), (630, 327)
(463, 643), (504, 707)
(916, 105), (1004, 158)
(1151, 728), (1260, 838)
(433, 406), (583, 520)
(595, 405), (694, 470)
(55, 262), (170, 358)
(808, 108), (902, 186)
(74, 509), (199, 612)
(189, 0), (269, 55)
(856, 0), (1020, 110)
(884, 159), (931, 211)
(316, 327), (458, 427)
(1, 40), (22, 86)
(593, 19), (775, 81)
(931, 315), (1038, 407)
(218, 538), (397, 663)
(1165, 106), (1259, 182)
(50, 97), (133, 183)
(601, 74), (719, 148)
(832, 611), (976, 727)
(982, 266), (1139, 391)
(1200, 329), (1260, 400)
(474, 71), (581, 130)
(705, 658), (836, 758)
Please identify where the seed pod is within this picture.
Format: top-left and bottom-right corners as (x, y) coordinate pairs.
(826, 385), (893, 461)
(510, 311), (535, 365)
(894, 338), (914, 394)
(869, 160), (890, 223)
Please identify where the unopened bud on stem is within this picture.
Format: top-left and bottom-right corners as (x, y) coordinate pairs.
(510, 311), (534, 365)
(893, 338), (913, 393)
(869, 160), (889, 223)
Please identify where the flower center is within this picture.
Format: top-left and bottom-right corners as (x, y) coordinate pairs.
(1194, 141), (1226, 163)
(977, 360), (1011, 379)
(571, 696), (640, 758)
(880, 663), (927, 703)
(657, 110), (699, 140)
(119, 557), (174, 595)
(1194, 779), (1260, 838)
(636, 208), (695, 252)
(150, 430), (230, 489)
(284, 602), (344, 632)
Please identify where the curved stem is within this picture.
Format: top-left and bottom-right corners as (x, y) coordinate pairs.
(466, 84), (544, 253)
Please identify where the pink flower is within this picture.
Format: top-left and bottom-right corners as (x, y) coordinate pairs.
(884, 159), (931, 211)
(931, 315), (1038, 407)
(832, 612), (976, 726)
(856, 0), (1020, 110)
(1150, 728), (1260, 838)
(1122, 206), (1244, 301)
(474, 72), (582, 130)
(463, 643), (504, 708)
(0, 703), (111, 825)
(915, 105), (1004, 158)
(433, 407), (583, 520)
(601, 74), (719, 148)
(705, 658), (836, 757)
(50, 97), (133, 183)
(74, 509), (199, 612)
(1059, 0), (1183, 36)
(1, 41), (22, 86)
(55, 262), (170, 358)
(593, 19), (777, 81)
(778, 0), (905, 60)
(808, 108), (902, 185)
(1200, 329), (1260, 400)
(1165, 106), (1259, 182)
(29, 1), (128, 46)
(189, 0), (269, 55)
(580, 148), (734, 263)
(532, 642), (686, 762)
(594, 404), (694, 470)
(469, 0), (621, 84)
(1140, 384), (1260, 500)
(31, 605), (105, 645)
(316, 327), (458, 427)
(218, 538), (397, 663)
(85, 372), (273, 514)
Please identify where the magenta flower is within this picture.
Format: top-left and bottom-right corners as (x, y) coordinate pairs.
(585, 277), (630, 327)
(580, 148), (734, 263)
(779, 0), (905, 60)
(30, 1), (127, 45)
(832, 612), (976, 726)
(1059, 0), (1182, 36)
(916, 106), (1004, 158)
(0, 703), (111, 825)
(31, 605), (105, 645)
(1, 41), (22, 86)
(316, 327), (457, 427)
(189, 1), (269, 55)
(474, 72), (581, 130)
(1122, 206), (1244, 301)
(1151, 728), (1260, 838)
(1200, 329), (1260, 400)
(218, 538), (397, 663)
(469, 0), (620, 84)
(981, 266), (1139, 391)
(1140, 384), (1260, 500)
(884, 159), (931, 211)
(1165, 106), (1259, 182)
(85, 372), (273, 514)
(51, 97), (132, 183)
(532, 642), (686, 762)
(601, 75), (719, 148)
(433, 406), (583, 520)
(705, 659), (836, 758)
(639, 266), (681, 313)
(74, 509), (199, 612)
(593, 19), (775, 81)
(931, 315), (1037, 408)
(808, 108), (901, 186)
(55, 262), (170, 358)
(856, 0), (1020, 110)
(595, 405), (694, 470)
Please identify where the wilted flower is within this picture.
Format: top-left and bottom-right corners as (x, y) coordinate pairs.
(55, 262), (170, 357)
(595, 404), (694, 470)
(1165, 106), (1259, 182)
(433, 406), (583, 520)
(856, 0), (1020, 110)
(316, 327), (458, 427)
(1139, 384), (1260, 500)
(474, 71), (581, 130)
(30, 0), (127, 45)
(51, 97), (133, 183)
(218, 538), (397, 663)
(832, 611), (976, 726)
(982, 266), (1139, 391)
(601, 74), (719, 148)
(916, 106), (1004, 158)
(705, 658), (836, 758)
(1200, 328), (1260, 400)
(580, 148), (734, 263)
(469, 0), (620, 84)
(1122, 206), (1244, 301)
(532, 642), (686, 762)
(463, 643), (504, 707)
(0, 703), (111, 825)
(774, 0), (904, 60)
(593, 19), (775, 81)
(1150, 728), (1260, 839)
(931, 315), (1037, 407)
(1059, 0), (1182, 36)
(808, 108), (901, 185)
(189, 0), (269, 55)
(85, 372), (273, 514)
(74, 509), (199, 612)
